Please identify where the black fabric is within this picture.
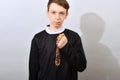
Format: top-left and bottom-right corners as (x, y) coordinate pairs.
(29, 29), (87, 80)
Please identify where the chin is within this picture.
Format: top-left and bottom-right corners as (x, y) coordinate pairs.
(55, 25), (61, 28)
(54, 24), (62, 28)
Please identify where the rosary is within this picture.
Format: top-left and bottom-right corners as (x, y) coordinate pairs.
(55, 33), (64, 67)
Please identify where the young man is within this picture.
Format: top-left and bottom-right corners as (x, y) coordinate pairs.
(29, 0), (87, 80)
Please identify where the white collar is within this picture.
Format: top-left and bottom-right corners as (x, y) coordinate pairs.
(45, 25), (65, 34)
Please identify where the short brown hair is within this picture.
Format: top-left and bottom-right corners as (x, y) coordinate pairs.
(47, 0), (70, 12)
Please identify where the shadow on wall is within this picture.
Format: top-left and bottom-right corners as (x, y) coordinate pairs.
(79, 13), (120, 80)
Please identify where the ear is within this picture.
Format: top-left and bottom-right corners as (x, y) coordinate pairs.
(65, 12), (69, 19)
(46, 10), (49, 17)
(66, 12), (69, 16)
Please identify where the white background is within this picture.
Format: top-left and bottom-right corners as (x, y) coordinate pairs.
(0, 0), (120, 80)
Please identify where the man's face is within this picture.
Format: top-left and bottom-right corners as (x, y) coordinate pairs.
(47, 3), (68, 28)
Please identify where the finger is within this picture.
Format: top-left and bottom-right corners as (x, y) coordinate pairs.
(57, 33), (64, 41)
(57, 36), (68, 48)
(56, 33), (64, 44)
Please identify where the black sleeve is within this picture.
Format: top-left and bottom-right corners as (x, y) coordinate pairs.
(60, 33), (87, 72)
(29, 36), (39, 80)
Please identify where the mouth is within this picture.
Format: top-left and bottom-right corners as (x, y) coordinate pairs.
(54, 21), (61, 25)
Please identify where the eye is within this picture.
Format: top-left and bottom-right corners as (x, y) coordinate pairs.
(60, 12), (65, 15)
(51, 11), (56, 14)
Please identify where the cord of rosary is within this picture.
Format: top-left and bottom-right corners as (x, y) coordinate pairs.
(55, 47), (60, 66)
(55, 33), (64, 67)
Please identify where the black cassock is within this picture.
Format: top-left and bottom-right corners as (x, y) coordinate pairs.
(29, 28), (87, 80)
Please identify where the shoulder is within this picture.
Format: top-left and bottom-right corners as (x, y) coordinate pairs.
(33, 30), (46, 39)
(31, 30), (47, 44)
(31, 30), (47, 43)
(64, 29), (80, 39)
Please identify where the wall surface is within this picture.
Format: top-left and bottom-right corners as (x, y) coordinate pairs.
(0, 0), (120, 80)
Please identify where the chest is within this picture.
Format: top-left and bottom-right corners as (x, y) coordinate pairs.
(36, 35), (57, 61)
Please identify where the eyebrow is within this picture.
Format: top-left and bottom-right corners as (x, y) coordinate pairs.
(50, 10), (66, 13)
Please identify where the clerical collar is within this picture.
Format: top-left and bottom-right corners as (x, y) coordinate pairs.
(45, 25), (65, 34)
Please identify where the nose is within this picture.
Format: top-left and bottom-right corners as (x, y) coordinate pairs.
(55, 13), (60, 20)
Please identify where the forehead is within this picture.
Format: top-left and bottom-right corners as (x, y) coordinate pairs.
(49, 3), (66, 12)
